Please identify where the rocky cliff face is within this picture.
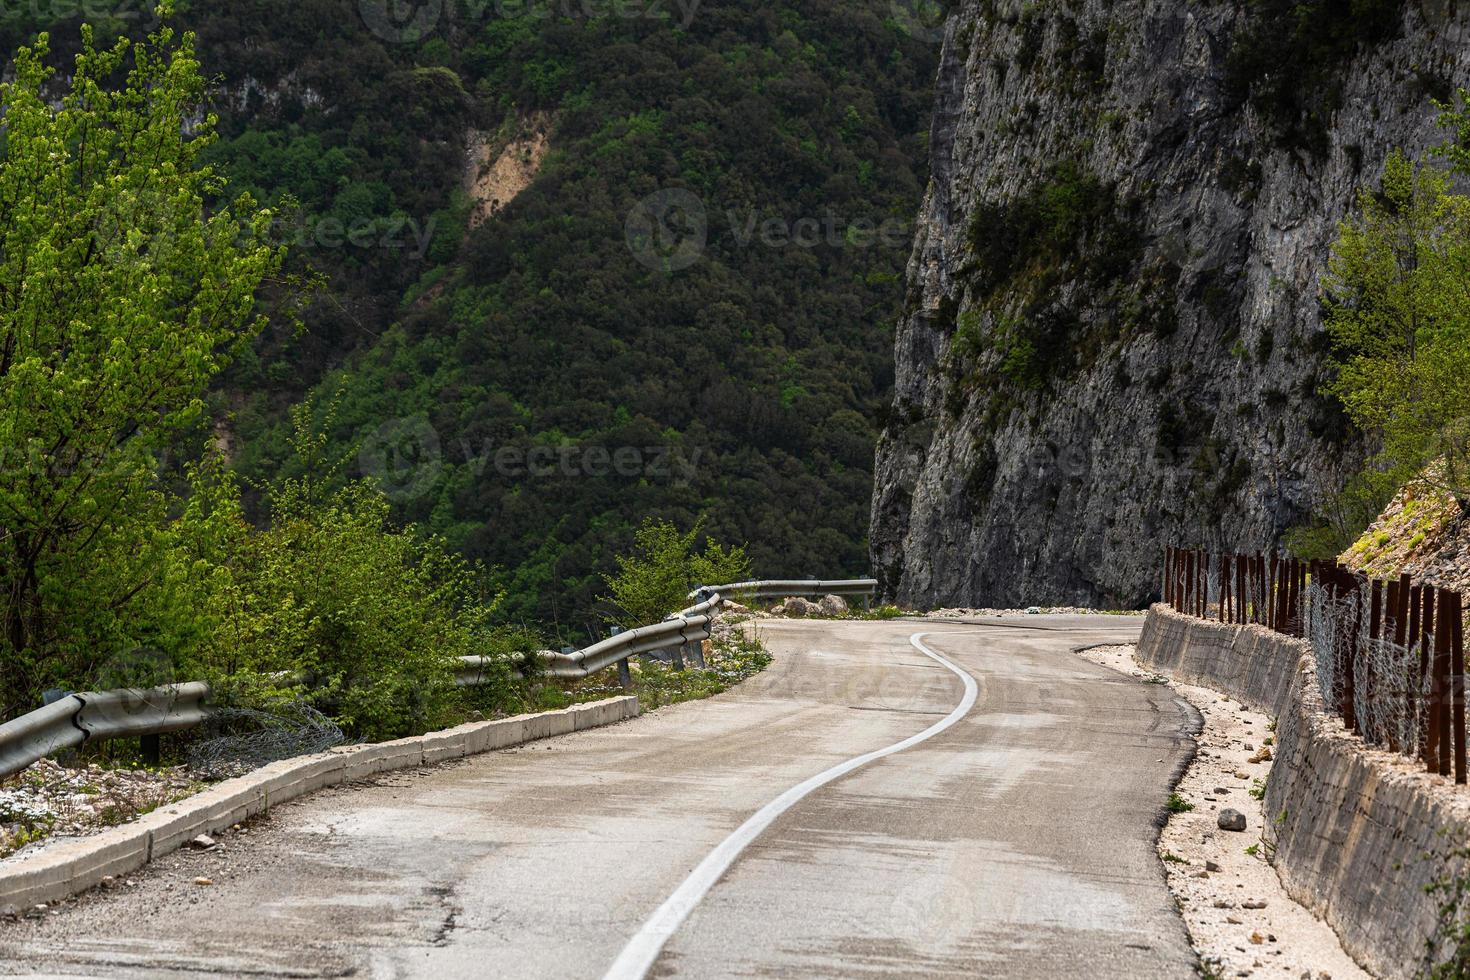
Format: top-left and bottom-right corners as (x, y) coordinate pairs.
(872, 0), (1470, 609)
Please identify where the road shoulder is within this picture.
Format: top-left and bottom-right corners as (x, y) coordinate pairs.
(1078, 644), (1370, 980)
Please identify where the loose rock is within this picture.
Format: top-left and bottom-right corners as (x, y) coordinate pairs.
(774, 597), (821, 618)
(817, 594), (849, 616)
(1218, 809), (1248, 832)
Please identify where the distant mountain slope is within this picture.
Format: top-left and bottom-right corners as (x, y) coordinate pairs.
(872, 1), (1470, 609)
(7, 2), (938, 627)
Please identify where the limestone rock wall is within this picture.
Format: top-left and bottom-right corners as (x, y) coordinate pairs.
(873, 1), (1470, 608)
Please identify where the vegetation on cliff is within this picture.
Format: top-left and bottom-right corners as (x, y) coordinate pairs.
(1226, 0), (1405, 156)
(1302, 94), (1470, 559)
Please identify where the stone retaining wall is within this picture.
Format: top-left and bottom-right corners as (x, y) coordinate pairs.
(0, 696), (639, 912)
(1136, 605), (1302, 717)
(1138, 604), (1470, 978)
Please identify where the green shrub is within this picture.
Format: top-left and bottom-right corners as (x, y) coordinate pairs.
(600, 518), (751, 628)
(958, 161), (1146, 394)
(176, 406), (535, 743)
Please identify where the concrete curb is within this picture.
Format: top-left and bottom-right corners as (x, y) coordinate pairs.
(0, 696), (638, 911)
(1138, 604), (1470, 978)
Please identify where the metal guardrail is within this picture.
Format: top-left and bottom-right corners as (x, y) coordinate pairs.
(531, 580), (878, 684)
(691, 578), (878, 603)
(461, 578), (877, 686)
(540, 607), (717, 680)
(0, 683), (210, 780)
(0, 577), (875, 777)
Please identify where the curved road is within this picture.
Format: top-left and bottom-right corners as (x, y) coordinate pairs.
(0, 616), (1198, 978)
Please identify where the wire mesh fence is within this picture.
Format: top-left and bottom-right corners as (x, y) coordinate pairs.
(1162, 546), (1468, 784)
(186, 701), (344, 780)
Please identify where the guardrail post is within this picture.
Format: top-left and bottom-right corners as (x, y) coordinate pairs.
(617, 658), (632, 689)
(1195, 549), (1203, 619)
(1216, 553), (1224, 623)
(1343, 571), (1361, 734)
(1426, 588), (1446, 772)
(671, 643), (685, 671)
(1184, 550), (1194, 616)
(1260, 553), (1269, 626)
(141, 733), (161, 766)
(1409, 584), (1423, 753)
(1268, 554), (1278, 630)
(685, 639), (706, 669)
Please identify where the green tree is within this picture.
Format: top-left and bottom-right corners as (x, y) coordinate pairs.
(177, 401), (531, 742)
(0, 14), (282, 711)
(601, 519), (751, 628)
(1322, 145), (1470, 501)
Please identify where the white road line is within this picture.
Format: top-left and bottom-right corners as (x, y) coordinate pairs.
(602, 631), (981, 980)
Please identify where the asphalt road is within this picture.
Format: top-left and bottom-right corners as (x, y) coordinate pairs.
(0, 616), (1199, 979)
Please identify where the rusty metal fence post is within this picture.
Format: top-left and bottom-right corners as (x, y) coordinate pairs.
(1453, 595), (1466, 785)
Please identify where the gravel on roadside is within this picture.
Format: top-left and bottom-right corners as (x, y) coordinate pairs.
(927, 606), (1146, 618)
(1078, 643), (1371, 980)
(0, 758), (205, 862)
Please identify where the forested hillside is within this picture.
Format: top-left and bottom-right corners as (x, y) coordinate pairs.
(7, 2), (936, 629)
